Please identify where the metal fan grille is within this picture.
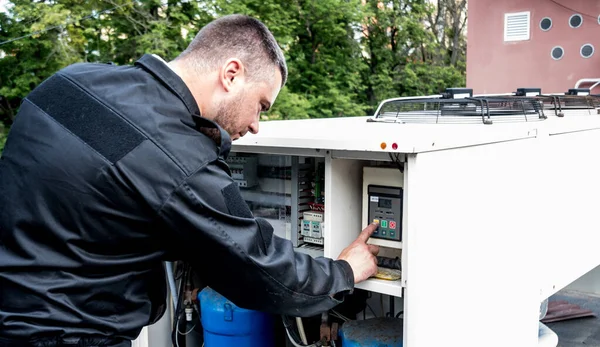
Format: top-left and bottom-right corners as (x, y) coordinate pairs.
(374, 97), (546, 125)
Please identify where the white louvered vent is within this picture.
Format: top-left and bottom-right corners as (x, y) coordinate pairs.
(504, 11), (531, 42)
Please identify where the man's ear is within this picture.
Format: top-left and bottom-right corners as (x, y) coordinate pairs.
(220, 58), (245, 92)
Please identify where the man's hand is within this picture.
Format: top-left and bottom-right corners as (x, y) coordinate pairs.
(337, 223), (380, 283)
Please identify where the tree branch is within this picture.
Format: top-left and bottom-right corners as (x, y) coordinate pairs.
(450, 0), (467, 66)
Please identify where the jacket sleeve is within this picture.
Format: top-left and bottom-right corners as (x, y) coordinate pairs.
(157, 158), (355, 317)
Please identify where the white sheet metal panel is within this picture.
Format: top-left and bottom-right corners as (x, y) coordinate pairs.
(233, 116), (539, 154)
(323, 154), (365, 261)
(402, 138), (544, 347)
(535, 128), (600, 300)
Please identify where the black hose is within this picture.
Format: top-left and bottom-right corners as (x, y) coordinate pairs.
(376, 256), (401, 270)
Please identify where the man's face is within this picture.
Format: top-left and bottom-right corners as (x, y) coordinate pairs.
(212, 66), (282, 141)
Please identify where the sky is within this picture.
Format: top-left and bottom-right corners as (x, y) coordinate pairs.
(0, 0), (9, 14)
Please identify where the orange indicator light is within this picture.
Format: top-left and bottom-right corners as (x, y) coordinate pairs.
(380, 142), (387, 149)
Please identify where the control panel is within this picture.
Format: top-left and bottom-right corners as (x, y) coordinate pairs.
(368, 185), (402, 241)
(362, 166), (404, 248)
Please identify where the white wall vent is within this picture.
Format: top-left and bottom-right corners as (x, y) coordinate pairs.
(504, 11), (531, 42)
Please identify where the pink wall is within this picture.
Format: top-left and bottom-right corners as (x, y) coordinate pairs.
(467, 0), (600, 94)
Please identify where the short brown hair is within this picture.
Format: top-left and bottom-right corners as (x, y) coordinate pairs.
(176, 14), (288, 87)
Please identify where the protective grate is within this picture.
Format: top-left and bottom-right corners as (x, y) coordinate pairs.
(542, 95), (599, 117)
(371, 96), (546, 125)
(514, 89), (600, 117)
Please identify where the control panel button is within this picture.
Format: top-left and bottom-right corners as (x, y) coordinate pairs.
(390, 231), (396, 238)
(381, 230), (387, 236)
(389, 221), (396, 230)
(373, 219), (380, 224)
(381, 220), (388, 228)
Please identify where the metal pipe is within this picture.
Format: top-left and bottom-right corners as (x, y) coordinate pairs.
(165, 261), (178, 311)
(575, 78), (600, 92)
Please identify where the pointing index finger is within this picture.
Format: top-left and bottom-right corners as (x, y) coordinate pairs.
(357, 222), (378, 243)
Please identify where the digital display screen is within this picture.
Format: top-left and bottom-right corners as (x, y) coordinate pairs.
(378, 198), (392, 209)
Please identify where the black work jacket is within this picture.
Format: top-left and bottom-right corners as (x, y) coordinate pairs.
(0, 54), (354, 345)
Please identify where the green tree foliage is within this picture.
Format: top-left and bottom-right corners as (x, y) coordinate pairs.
(0, 122), (6, 152)
(359, 0), (467, 112)
(0, 0), (467, 152)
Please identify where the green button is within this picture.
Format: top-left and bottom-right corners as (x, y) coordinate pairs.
(381, 220), (388, 228)
(390, 231), (396, 238)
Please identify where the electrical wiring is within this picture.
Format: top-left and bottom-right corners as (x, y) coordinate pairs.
(175, 316), (183, 347)
(172, 263), (194, 347)
(0, 0), (173, 46)
(388, 153), (404, 173)
(281, 315), (324, 347)
(330, 310), (351, 322)
(285, 328), (323, 347)
(329, 312), (348, 322)
(367, 303), (378, 317)
(176, 313), (198, 336)
(547, 0), (598, 19)
(0, 1), (133, 46)
(281, 315), (302, 344)
(296, 317), (308, 345)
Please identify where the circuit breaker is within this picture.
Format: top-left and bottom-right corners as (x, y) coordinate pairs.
(226, 155), (258, 188)
(301, 210), (324, 245)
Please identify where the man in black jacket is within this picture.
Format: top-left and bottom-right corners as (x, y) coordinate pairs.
(0, 14), (380, 346)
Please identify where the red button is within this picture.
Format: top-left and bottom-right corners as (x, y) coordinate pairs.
(389, 221), (397, 229)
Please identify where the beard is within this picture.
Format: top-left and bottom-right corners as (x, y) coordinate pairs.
(199, 92), (244, 144)
(213, 91), (245, 138)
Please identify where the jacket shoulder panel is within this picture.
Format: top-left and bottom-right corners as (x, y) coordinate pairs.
(27, 72), (145, 164)
(59, 62), (220, 176)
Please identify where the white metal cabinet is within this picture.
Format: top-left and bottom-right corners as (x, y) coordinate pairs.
(231, 112), (600, 347)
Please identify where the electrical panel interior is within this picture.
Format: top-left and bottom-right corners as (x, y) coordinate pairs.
(226, 152), (325, 251)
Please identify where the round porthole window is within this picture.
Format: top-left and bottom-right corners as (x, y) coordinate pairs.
(540, 17), (552, 31)
(581, 44), (595, 58)
(552, 46), (564, 60)
(570, 14), (583, 28)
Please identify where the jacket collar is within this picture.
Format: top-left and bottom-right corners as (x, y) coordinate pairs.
(134, 54), (232, 159)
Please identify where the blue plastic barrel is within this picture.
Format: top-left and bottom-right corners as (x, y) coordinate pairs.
(339, 317), (404, 347)
(198, 287), (274, 347)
